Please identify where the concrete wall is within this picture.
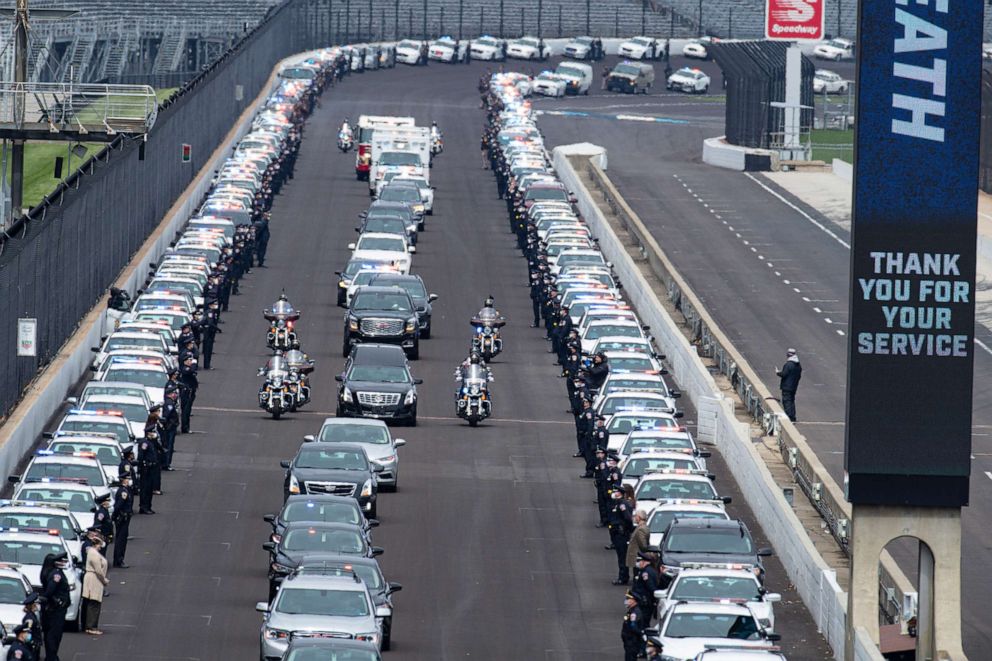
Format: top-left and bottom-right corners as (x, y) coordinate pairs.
(833, 158), (853, 183)
(554, 146), (885, 661)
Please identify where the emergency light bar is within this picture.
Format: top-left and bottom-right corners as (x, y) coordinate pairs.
(0, 527), (60, 536)
(656, 498), (727, 507)
(24, 477), (90, 485)
(680, 562), (758, 572)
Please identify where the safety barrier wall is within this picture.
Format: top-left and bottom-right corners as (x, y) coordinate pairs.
(553, 146), (887, 661)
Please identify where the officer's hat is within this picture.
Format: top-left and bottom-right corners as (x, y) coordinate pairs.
(95, 493), (111, 504)
(636, 551), (654, 562)
(149, 404), (162, 413)
(596, 415), (606, 421)
(12, 623), (27, 634)
(624, 590), (637, 601)
(21, 592), (38, 606)
(594, 446), (607, 454)
(645, 636), (662, 649)
(53, 551), (68, 562)
(118, 470), (132, 480)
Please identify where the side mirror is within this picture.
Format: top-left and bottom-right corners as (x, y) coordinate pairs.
(388, 581), (403, 593)
(368, 518), (381, 527)
(347, 243), (356, 250)
(765, 592), (782, 603)
(7, 475), (20, 485)
(262, 542), (276, 552)
(334, 271), (342, 277)
(279, 460), (291, 469)
(303, 434), (315, 442)
(375, 606), (391, 618)
(428, 293), (439, 302)
(263, 514), (275, 523)
(394, 439), (407, 447)
(673, 411), (684, 419)
(408, 245), (416, 254)
(697, 450), (712, 458)
(255, 601), (270, 613)
(721, 496), (733, 504)
(372, 464), (385, 473)
(335, 375), (343, 382)
(90, 347), (100, 353)
(653, 589), (667, 600)
(670, 390), (681, 399)
(354, 227), (361, 232)
(757, 547), (774, 557)
(65, 396), (78, 405)
(371, 546), (385, 556)
(766, 633), (782, 642)
(413, 378), (424, 385)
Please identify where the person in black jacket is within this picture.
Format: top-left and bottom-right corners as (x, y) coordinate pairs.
(776, 348), (803, 422)
(587, 352), (610, 391)
(40, 553), (70, 661)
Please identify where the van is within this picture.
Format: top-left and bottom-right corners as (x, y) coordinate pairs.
(554, 61), (594, 95)
(607, 61), (655, 94)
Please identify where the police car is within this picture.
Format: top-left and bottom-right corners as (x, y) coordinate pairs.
(604, 350), (667, 376)
(682, 38), (712, 59)
(618, 36), (661, 60)
(531, 71), (569, 97)
(0, 528), (82, 629)
(469, 35), (505, 61)
(812, 37), (854, 61)
(131, 307), (193, 339)
(113, 321), (179, 356)
(619, 450), (706, 488)
(606, 411), (686, 450)
(13, 451), (113, 495)
(90, 331), (171, 370)
(95, 359), (170, 405)
(0, 563), (33, 631)
(633, 469), (724, 510)
(427, 36), (468, 63)
(597, 392), (681, 422)
(347, 233), (414, 275)
(256, 568), (385, 659)
(693, 649), (788, 661)
(0, 500), (86, 563)
(50, 410), (134, 448)
(563, 35), (595, 60)
(813, 69), (849, 94)
(646, 500), (730, 548)
(47, 434), (126, 483)
(394, 39), (424, 65)
(76, 394), (149, 439)
(652, 601), (780, 660)
(11, 481), (102, 530)
(667, 67), (711, 94)
(505, 36), (549, 61)
(656, 566), (782, 631)
(75, 381), (152, 411)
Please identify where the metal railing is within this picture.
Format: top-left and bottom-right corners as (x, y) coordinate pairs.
(581, 158), (913, 626)
(0, 81), (158, 136)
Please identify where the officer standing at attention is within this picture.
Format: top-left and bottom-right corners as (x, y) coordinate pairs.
(575, 398), (594, 464)
(93, 493), (113, 555)
(112, 473), (134, 568)
(137, 435), (159, 514)
(160, 392), (180, 471)
(608, 487), (634, 585)
(593, 447), (610, 527)
(179, 354), (199, 434)
(199, 303), (221, 370)
(20, 593), (41, 658)
(775, 347), (803, 422)
(7, 624), (35, 660)
(40, 552), (70, 661)
(631, 551), (660, 626)
(621, 591), (645, 661)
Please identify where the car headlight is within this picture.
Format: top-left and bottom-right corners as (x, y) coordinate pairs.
(271, 378), (283, 388)
(355, 632), (380, 645)
(360, 479), (373, 498)
(263, 627), (290, 640)
(342, 387), (353, 403)
(413, 204), (424, 213)
(404, 389), (416, 405)
(378, 454), (397, 464)
(348, 317), (359, 331)
(289, 474), (301, 494)
(270, 561), (292, 574)
(405, 318), (417, 332)
(758, 618), (772, 628)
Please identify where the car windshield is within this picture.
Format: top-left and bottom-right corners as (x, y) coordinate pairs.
(283, 501), (361, 525)
(296, 449), (367, 471)
(0, 512), (77, 538)
(17, 489), (93, 513)
(373, 277), (426, 298)
(49, 442), (121, 466)
(828, 39), (848, 48)
(557, 253), (605, 266)
(606, 378), (662, 393)
(598, 341), (647, 353)
(525, 187), (568, 201)
(357, 237), (405, 252)
(665, 528), (754, 554)
(379, 152), (421, 167)
(624, 457), (695, 477)
(135, 313), (186, 331)
(633, 37), (653, 47)
(366, 218), (407, 234)
(104, 368), (167, 388)
(281, 67), (316, 80)
(610, 356), (656, 371)
(556, 65), (586, 78)
(285, 647), (379, 661)
(319, 423), (391, 445)
(614, 64), (641, 76)
(0, 577), (27, 604)
(104, 337), (162, 352)
(0, 541), (64, 566)
(476, 37), (498, 47)
(637, 479), (717, 501)
(602, 397), (668, 415)
(352, 291), (412, 312)
(380, 187), (420, 203)
(586, 325), (641, 340)
(624, 436), (693, 454)
(348, 365), (410, 384)
(650, 510), (726, 533)
(665, 612), (761, 639)
(352, 272), (384, 288)
(82, 385), (144, 401)
(26, 462), (104, 486)
(82, 402), (147, 423)
(608, 416), (676, 434)
(672, 576), (761, 601)
(398, 40), (420, 49)
(275, 587), (369, 616)
(282, 529), (365, 554)
(58, 421), (129, 444)
(149, 281), (200, 297)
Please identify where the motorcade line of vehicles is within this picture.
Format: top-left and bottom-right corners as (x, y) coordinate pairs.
(483, 69), (787, 659)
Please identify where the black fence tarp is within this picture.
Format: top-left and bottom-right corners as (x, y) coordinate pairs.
(711, 41), (814, 149)
(0, 0), (325, 418)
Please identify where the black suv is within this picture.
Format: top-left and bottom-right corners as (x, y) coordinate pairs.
(344, 286), (420, 359)
(281, 441), (382, 516)
(369, 273), (438, 339)
(363, 201), (418, 242)
(659, 518), (773, 586)
(336, 343), (422, 425)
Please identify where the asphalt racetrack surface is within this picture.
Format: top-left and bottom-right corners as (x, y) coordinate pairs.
(52, 56), (834, 660)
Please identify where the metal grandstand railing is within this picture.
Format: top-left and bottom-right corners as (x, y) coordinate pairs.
(0, 81), (157, 138)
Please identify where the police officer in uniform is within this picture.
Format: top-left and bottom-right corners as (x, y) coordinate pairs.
(199, 303), (221, 370)
(138, 435), (159, 514)
(621, 591), (645, 661)
(590, 416), (609, 475)
(112, 473), (134, 568)
(575, 398), (594, 464)
(631, 551), (660, 625)
(7, 624), (34, 661)
(179, 355), (199, 433)
(20, 594), (41, 659)
(160, 393), (180, 470)
(253, 213), (271, 266)
(592, 446), (610, 527)
(93, 493), (113, 555)
(118, 448), (137, 486)
(608, 486), (633, 584)
(40, 552), (70, 661)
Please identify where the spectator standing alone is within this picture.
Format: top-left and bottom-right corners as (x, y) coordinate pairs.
(776, 348), (803, 422)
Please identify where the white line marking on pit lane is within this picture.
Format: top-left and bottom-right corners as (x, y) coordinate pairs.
(767, 262), (774, 267)
(744, 173), (851, 249)
(783, 279), (791, 284)
(758, 255), (764, 260)
(985, 471), (992, 481)
(825, 318), (833, 324)
(802, 296), (811, 302)
(837, 330), (846, 336)
(813, 307), (821, 313)
(793, 287), (802, 293)
(774, 271), (781, 276)
(975, 338), (992, 358)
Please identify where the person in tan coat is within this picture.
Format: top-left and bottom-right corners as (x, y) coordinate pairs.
(626, 510), (658, 569)
(82, 536), (109, 635)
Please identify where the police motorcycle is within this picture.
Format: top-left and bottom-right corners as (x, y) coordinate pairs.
(263, 293), (300, 351)
(338, 128), (354, 152)
(454, 353), (493, 427)
(257, 352), (297, 419)
(470, 298), (506, 362)
(284, 344), (315, 409)
(430, 124), (444, 156)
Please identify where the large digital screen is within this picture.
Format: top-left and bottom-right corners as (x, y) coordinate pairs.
(845, 0), (980, 506)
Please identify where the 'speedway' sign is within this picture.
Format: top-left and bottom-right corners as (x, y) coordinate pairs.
(845, 0), (981, 506)
(765, 0), (824, 41)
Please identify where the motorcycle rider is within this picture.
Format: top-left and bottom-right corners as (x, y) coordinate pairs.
(473, 296), (506, 326)
(339, 117), (352, 140)
(430, 121), (443, 152)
